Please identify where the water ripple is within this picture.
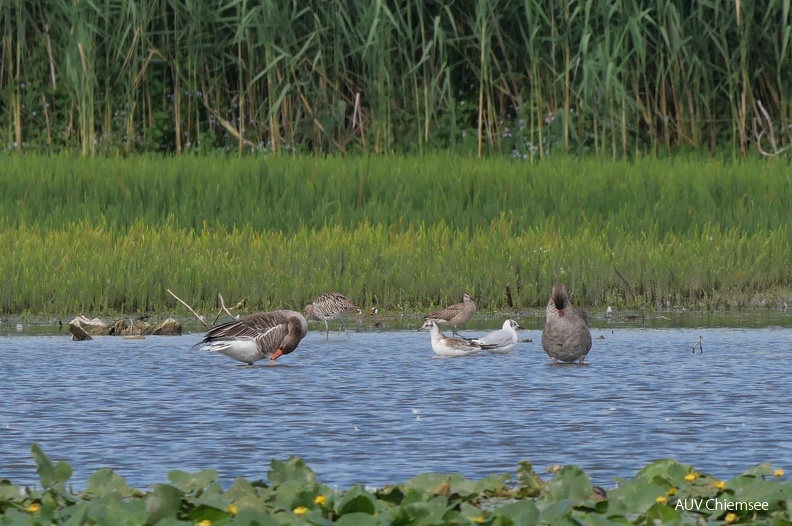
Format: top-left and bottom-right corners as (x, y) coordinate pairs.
(1, 327), (791, 489)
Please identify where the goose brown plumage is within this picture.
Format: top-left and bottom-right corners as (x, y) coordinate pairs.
(196, 310), (308, 365)
(541, 283), (592, 364)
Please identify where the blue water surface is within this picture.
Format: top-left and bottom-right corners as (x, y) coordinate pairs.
(1, 323), (790, 489)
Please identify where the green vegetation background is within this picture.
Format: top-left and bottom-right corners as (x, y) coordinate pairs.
(1, 1), (790, 157)
(1, 155), (790, 316)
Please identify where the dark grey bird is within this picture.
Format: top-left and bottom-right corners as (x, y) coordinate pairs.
(196, 310), (308, 365)
(541, 283), (592, 364)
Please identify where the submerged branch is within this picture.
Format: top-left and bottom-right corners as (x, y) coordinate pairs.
(168, 288), (208, 328)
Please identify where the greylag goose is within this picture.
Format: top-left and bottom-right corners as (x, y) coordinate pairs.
(471, 319), (523, 353)
(196, 310), (308, 365)
(418, 319), (486, 356)
(304, 293), (362, 340)
(541, 284), (592, 364)
(424, 292), (477, 336)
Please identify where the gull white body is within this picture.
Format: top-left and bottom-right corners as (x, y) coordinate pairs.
(472, 319), (522, 353)
(418, 319), (483, 357)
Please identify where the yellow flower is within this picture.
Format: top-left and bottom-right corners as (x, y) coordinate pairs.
(667, 487), (677, 496)
(684, 472), (697, 482)
(774, 468), (784, 478)
(226, 504), (238, 516)
(473, 516), (485, 524)
(714, 480), (726, 490)
(314, 495), (326, 505)
(26, 504), (40, 513)
(656, 496), (667, 504)
(725, 512), (738, 523)
(197, 520), (211, 526)
(293, 506), (309, 516)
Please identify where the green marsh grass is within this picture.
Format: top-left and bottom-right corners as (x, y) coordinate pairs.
(1, 154), (790, 315)
(2, 154), (791, 235)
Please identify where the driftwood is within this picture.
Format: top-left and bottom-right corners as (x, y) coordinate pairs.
(68, 317), (94, 341)
(168, 289), (244, 328)
(68, 315), (182, 340)
(68, 290), (243, 341)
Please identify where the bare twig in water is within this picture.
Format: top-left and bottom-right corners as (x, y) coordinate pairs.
(213, 294), (244, 325)
(167, 289), (208, 328)
(692, 335), (703, 354)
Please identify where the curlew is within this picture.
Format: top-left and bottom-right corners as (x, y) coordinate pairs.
(304, 293), (362, 340)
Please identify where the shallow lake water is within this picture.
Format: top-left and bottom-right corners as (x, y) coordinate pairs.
(1, 315), (791, 490)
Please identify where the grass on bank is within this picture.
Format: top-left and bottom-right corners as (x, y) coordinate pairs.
(2, 154), (791, 236)
(2, 218), (790, 315)
(0, 445), (789, 525)
(0, 155), (790, 315)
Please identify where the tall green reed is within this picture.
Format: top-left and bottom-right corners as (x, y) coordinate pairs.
(1, 1), (790, 156)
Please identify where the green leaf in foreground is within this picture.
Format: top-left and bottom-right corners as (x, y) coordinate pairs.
(167, 469), (219, 493)
(30, 444), (72, 490)
(268, 456), (317, 486)
(145, 484), (184, 524)
(4, 447), (791, 525)
(494, 499), (540, 525)
(84, 468), (137, 498)
(336, 485), (378, 516)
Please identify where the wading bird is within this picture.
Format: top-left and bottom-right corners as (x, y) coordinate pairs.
(196, 310), (308, 366)
(418, 319), (489, 357)
(423, 292), (477, 336)
(471, 319), (523, 353)
(541, 284), (592, 364)
(304, 293), (362, 339)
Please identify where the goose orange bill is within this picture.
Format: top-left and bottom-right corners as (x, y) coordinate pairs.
(268, 348), (285, 366)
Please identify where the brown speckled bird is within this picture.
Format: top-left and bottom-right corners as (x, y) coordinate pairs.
(304, 293), (361, 339)
(424, 292), (477, 336)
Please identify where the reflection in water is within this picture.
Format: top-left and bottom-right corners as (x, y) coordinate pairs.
(1, 325), (791, 489)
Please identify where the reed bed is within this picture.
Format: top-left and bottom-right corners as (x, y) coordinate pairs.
(1, 1), (790, 157)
